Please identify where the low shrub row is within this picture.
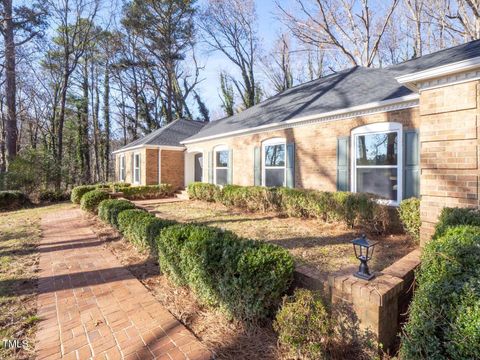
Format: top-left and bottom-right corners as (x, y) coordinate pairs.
(80, 189), (110, 213)
(0, 190), (30, 211)
(98, 199), (136, 228)
(157, 224), (295, 321)
(188, 183), (392, 233)
(71, 185), (97, 204)
(118, 184), (174, 200)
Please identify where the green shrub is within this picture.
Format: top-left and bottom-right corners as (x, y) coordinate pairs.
(39, 189), (71, 203)
(117, 209), (174, 252)
(0, 190), (30, 211)
(98, 199), (136, 228)
(398, 198), (421, 241)
(400, 225), (480, 360)
(434, 207), (480, 239)
(71, 185), (97, 204)
(121, 184), (174, 200)
(80, 190), (110, 213)
(110, 182), (130, 192)
(156, 223), (294, 321)
(187, 182), (222, 202)
(274, 288), (331, 359)
(220, 185), (280, 212)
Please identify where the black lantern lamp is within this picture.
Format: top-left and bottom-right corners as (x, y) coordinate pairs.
(352, 234), (378, 281)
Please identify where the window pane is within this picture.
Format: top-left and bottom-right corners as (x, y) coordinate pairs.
(356, 168), (398, 201)
(265, 144), (285, 166)
(265, 169), (284, 187)
(216, 169), (228, 185)
(216, 150), (229, 167)
(356, 132), (397, 166)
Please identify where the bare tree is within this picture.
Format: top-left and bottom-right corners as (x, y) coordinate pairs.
(199, 0), (261, 109)
(262, 33), (294, 94)
(277, 0), (400, 68)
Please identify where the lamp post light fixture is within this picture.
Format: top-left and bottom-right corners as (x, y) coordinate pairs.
(352, 234), (378, 281)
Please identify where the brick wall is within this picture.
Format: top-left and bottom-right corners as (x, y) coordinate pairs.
(161, 150), (185, 190)
(185, 108), (420, 190)
(419, 80), (480, 243)
(145, 149), (159, 185)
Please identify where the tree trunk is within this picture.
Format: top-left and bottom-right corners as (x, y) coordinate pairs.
(103, 64), (110, 181)
(4, 0), (17, 169)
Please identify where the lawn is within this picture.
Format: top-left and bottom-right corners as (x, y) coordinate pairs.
(0, 203), (74, 360)
(148, 199), (416, 280)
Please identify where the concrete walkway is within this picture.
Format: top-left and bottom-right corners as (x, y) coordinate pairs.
(35, 209), (211, 360)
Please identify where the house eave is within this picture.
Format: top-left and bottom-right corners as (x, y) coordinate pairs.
(181, 94), (419, 145)
(112, 144), (185, 154)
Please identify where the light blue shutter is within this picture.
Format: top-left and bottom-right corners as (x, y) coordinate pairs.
(227, 149), (233, 184)
(286, 143), (295, 188)
(131, 153), (134, 183)
(208, 151), (214, 184)
(404, 130), (420, 199)
(254, 146), (261, 186)
(336, 137), (350, 191)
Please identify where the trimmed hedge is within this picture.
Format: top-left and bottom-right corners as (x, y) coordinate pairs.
(119, 184), (174, 200)
(98, 199), (136, 228)
(188, 183), (392, 233)
(80, 190), (110, 213)
(117, 209), (175, 252)
(157, 224), (295, 321)
(400, 225), (480, 360)
(71, 185), (97, 204)
(434, 207), (480, 239)
(398, 198), (421, 242)
(0, 190), (30, 211)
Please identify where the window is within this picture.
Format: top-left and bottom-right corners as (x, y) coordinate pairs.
(262, 138), (286, 187)
(214, 145), (229, 186)
(351, 123), (403, 205)
(119, 155), (126, 182)
(133, 153), (141, 184)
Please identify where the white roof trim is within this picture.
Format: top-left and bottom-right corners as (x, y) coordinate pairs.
(396, 56), (480, 86)
(181, 94), (419, 145)
(112, 144), (185, 154)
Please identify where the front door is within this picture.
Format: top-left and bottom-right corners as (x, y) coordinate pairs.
(194, 153), (203, 182)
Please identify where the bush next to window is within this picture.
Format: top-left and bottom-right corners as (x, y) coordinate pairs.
(274, 288), (331, 359)
(80, 190), (110, 213)
(187, 182), (221, 202)
(71, 185), (97, 204)
(0, 190), (30, 211)
(117, 209), (175, 252)
(98, 199), (136, 228)
(434, 207), (480, 239)
(110, 182), (131, 192)
(120, 184), (174, 200)
(221, 185), (280, 212)
(157, 223), (294, 321)
(400, 225), (480, 360)
(398, 198), (421, 242)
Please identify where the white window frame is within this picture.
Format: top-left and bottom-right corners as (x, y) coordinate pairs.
(119, 154), (126, 182)
(262, 137), (286, 187)
(213, 145), (229, 186)
(133, 152), (141, 185)
(351, 122), (403, 206)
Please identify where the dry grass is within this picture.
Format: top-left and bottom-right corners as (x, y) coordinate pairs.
(90, 216), (281, 359)
(149, 200), (416, 280)
(0, 203), (75, 360)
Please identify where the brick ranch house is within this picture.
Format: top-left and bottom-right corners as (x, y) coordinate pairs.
(114, 39), (480, 243)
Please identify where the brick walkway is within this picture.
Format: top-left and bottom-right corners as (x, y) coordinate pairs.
(35, 209), (211, 360)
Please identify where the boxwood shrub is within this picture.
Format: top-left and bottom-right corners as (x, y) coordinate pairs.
(398, 197), (421, 242)
(400, 225), (480, 360)
(117, 209), (175, 252)
(120, 184), (174, 200)
(98, 199), (136, 228)
(0, 190), (30, 211)
(433, 207), (480, 239)
(80, 190), (110, 213)
(187, 182), (221, 202)
(157, 223), (295, 321)
(221, 184), (279, 212)
(71, 185), (97, 204)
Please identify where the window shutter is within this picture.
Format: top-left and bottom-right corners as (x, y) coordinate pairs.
(208, 151), (214, 184)
(254, 146), (261, 186)
(139, 154), (142, 185)
(336, 137), (350, 191)
(227, 149), (233, 184)
(131, 153), (134, 183)
(404, 130), (420, 199)
(286, 143), (295, 188)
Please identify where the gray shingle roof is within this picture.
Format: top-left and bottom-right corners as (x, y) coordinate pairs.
(117, 119), (205, 151)
(184, 39), (480, 143)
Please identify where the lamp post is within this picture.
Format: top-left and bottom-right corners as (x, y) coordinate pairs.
(352, 234), (378, 281)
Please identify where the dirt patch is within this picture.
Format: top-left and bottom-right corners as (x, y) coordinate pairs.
(89, 216), (281, 360)
(0, 203), (75, 360)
